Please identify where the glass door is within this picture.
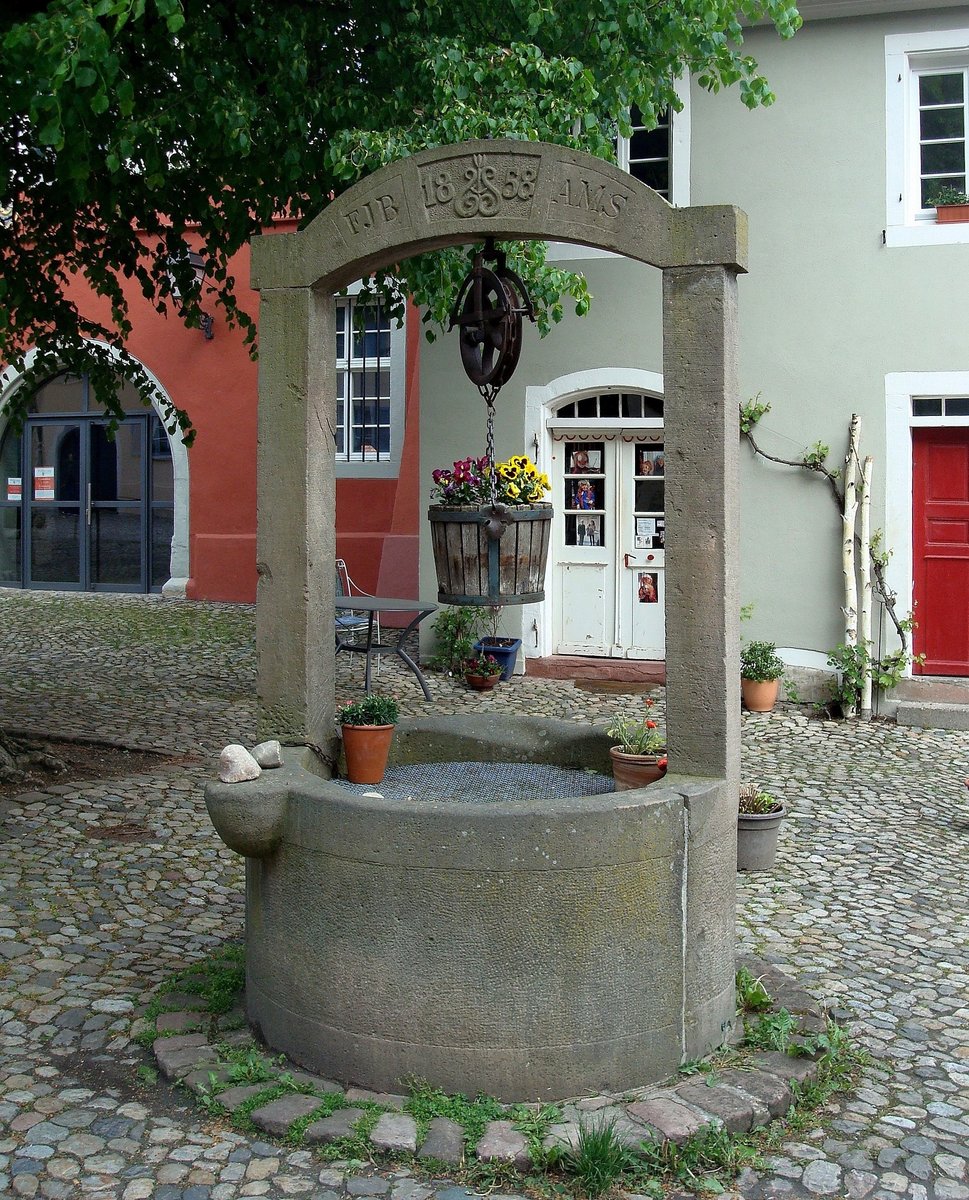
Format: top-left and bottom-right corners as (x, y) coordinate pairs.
(21, 416), (160, 592)
(28, 421), (83, 587)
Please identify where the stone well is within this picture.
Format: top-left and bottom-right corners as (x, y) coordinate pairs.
(206, 715), (736, 1103)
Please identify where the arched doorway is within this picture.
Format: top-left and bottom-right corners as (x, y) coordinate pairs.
(0, 370), (180, 592)
(545, 389), (666, 659)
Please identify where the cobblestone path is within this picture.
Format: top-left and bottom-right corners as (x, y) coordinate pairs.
(0, 591), (967, 1200)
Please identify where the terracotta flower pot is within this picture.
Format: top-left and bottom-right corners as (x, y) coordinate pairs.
(609, 746), (668, 792)
(741, 677), (780, 712)
(937, 203), (969, 224)
(465, 672), (500, 691)
(341, 723), (394, 785)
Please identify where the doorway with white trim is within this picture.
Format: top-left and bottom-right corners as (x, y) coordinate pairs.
(547, 390), (665, 660)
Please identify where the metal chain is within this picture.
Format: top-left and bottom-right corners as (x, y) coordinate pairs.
(483, 395), (498, 508)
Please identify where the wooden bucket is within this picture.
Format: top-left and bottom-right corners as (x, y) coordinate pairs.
(428, 503), (552, 605)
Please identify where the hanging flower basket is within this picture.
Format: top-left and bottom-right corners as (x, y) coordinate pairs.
(428, 455), (552, 605)
(428, 502), (552, 605)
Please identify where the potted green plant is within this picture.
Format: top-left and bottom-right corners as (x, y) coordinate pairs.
(337, 693), (400, 785)
(740, 640), (785, 712)
(605, 698), (668, 791)
(932, 184), (969, 224)
(473, 605), (522, 681)
(737, 785), (786, 871)
(463, 652), (503, 691)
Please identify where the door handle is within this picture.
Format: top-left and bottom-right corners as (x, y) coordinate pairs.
(623, 553), (632, 568)
(86, 483), (92, 526)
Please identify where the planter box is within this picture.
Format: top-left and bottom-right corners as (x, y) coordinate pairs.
(473, 637), (522, 680)
(936, 203), (969, 224)
(428, 503), (552, 605)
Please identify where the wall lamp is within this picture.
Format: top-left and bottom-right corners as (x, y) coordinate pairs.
(167, 249), (215, 340)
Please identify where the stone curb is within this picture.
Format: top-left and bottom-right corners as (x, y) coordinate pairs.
(146, 955), (835, 1174)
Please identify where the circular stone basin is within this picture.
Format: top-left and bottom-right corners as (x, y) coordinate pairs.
(205, 714), (736, 1103)
(335, 760), (614, 803)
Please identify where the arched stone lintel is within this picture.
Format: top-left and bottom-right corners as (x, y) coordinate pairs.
(251, 140), (747, 294)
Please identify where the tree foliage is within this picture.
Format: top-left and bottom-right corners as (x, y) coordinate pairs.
(0, 0), (801, 435)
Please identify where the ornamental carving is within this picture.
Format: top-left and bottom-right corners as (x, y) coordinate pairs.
(419, 153), (541, 221)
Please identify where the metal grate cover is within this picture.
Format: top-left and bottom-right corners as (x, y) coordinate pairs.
(336, 761), (613, 803)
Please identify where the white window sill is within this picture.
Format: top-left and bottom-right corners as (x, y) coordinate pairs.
(885, 222), (969, 247)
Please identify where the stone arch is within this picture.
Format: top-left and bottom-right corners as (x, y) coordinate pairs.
(0, 346), (190, 594)
(250, 138), (745, 789)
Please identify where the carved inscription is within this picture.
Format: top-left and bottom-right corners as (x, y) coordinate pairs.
(341, 185), (404, 238)
(419, 153), (541, 221)
(549, 170), (631, 222)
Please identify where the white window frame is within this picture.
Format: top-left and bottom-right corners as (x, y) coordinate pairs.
(885, 28), (969, 248)
(335, 281), (405, 479)
(547, 79), (690, 263)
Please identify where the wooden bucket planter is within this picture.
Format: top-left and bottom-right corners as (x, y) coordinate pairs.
(428, 503), (552, 605)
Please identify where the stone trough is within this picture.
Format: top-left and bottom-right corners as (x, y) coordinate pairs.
(205, 714), (736, 1103)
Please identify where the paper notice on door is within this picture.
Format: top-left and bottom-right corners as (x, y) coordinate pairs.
(33, 466), (55, 500)
(6, 477), (21, 501)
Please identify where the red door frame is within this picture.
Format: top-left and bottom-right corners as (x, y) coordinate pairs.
(912, 426), (969, 676)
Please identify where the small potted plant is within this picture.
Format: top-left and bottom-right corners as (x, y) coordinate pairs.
(737, 785), (786, 871)
(473, 605), (522, 681)
(740, 640), (785, 712)
(932, 184), (969, 224)
(336, 693), (400, 785)
(605, 698), (668, 791)
(463, 652), (503, 691)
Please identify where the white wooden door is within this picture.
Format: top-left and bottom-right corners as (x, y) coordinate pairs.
(617, 437), (666, 659)
(551, 433), (665, 659)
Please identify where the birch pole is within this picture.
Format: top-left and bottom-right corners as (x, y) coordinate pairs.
(842, 414), (861, 715)
(859, 453), (874, 720)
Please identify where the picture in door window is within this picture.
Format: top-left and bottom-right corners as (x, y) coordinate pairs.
(570, 479), (597, 509)
(638, 446), (665, 476)
(638, 571), (659, 603)
(635, 516), (665, 550)
(568, 447), (601, 473)
(565, 514), (604, 547)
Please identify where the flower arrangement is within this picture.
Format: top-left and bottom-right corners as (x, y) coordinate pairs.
(430, 454), (550, 507)
(336, 694), (400, 727)
(463, 652), (503, 678)
(605, 698), (666, 756)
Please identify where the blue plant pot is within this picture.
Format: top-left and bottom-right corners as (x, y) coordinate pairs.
(473, 637), (522, 682)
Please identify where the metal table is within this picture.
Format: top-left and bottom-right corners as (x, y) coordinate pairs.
(335, 596), (438, 700)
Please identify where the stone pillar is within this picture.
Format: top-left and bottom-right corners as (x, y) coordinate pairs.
(255, 284), (335, 753)
(662, 264), (741, 786)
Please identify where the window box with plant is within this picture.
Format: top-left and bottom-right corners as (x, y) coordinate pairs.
(932, 184), (969, 224)
(737, 785), (786, 871)
(740, 640), (785, 712)
(336, 693), (400, 785)
(605, 699), (668, 790)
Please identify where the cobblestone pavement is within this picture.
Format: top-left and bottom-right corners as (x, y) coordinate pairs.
(0, 590), (967, 1200)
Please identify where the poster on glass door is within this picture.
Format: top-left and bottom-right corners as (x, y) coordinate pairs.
(33, 467), (55, 500)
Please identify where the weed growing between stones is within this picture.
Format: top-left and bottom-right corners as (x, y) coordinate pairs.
(135, 945), (869, 1197)
(556, 1120), (631, 1197)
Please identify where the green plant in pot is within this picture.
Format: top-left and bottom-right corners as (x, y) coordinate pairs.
(606, 698), (668, 791)
(737, 784), (786, 871)
(337, 693), (399, 785)
(740, 640), (785, 712)
(463, 651), (503, 691)
(931, 183), (969, 223)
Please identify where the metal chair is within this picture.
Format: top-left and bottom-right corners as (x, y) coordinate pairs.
(335, 558), (381, 675)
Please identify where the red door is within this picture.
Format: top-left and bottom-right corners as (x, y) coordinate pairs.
(913, 428), (969, 675)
